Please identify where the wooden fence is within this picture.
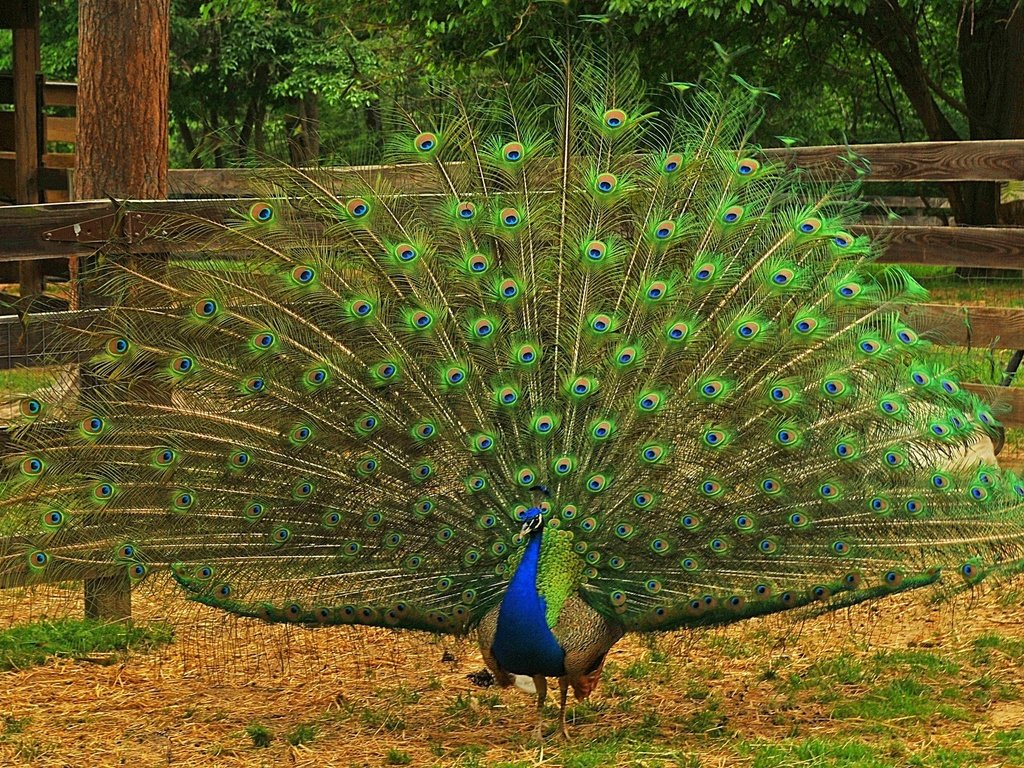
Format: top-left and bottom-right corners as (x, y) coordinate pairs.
(0, 139), (1021, 618)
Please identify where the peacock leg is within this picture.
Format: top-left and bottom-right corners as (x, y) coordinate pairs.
(532, 675), (547, 740)
(558, 677), (570, 740)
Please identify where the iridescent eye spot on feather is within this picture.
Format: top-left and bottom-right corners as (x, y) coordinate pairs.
(414, 132), (437, 153)
(771, 268), (795, 286)
(291, 265), (315, 285)
(20, 456), (44, 477)
(638, 392), (663, 412)
(305, 368), (328, 388)
(896, 327), (919, 345)
(931, 472), (951, 490)
(666, 321), (690, 341)
(737, 158), (760, 176)
(20, 398), (42, 418)
(80, 416), (105, 436)
(472, 317), (495, 339)
(586, 473), (609, 493)
(940, 378), (960, 395)
(409, 310), (434, 330)
(836, 282), (862, 299)
(349, 298), (374, 318)
(243, 376), (265, 394)
(502, 141), (524, 162)
(681, 557), (699, 572)
(977, 409), (997, 427)
(703, 429), (728, 448)
(646, 280), (668, 301)
(499, 207), (521, 228)
(634, 492), (654, 509)
(172, 490), (194, 511)
(322, 511), (342, 529)
(290, 424), (313, 445)
(467, 253), (489, 273)
(497, 278), (521, 300)
(444, 365), (467, 386)
(472, 433), (495, 452)
(243, 501), (266, 521)
(456, 201), (477, 221)
(495, 386), (519, 406)
(346, 198), (369, 218)
(603, 109), (627, 129)
(775, 428), (798, 446)
(249, 202), (273, 222)
(700, 379), (725, 399)
(797, 217), (821, 235)
(681, 514), (700, 530)
(693, 262), (716, 282)
(570, 376), (596, 398)
(761, 478), (782, 494)
(591, 419), (615, 440)
(580, 517), (598, 534)
(615, 345), (637, 366)
(152, 447), (178, 468)
(42, 509), (64, 529)
(819, 483), (841, 499)
(228, 450), (251, 469)
(930, 421), (951, 438)
(883, 450), (906, 468)
(961, 562), (981, 582)
(608, 556), (626, 571)
(641, 443), (665, 463)
(755, 583), (773, 598)
(652, 220), (675, 240)
(736, 321), (761, 340)
(465, 475), (486, 493)
(969, 485), (989, 502)
(532, 414), (557, 435)
(609, 590), (627, 608)
(372, 361), (398, 383)
(793, 316), (818, 334)
(734, 515), (754, 531)
(615, 523), (635, 539)
(584, 240), (607, 262)
(253, 331), (276, 350)
(194, 298), (219, 318)
(591, 313), (612, 333)
(107, 337), (130, 356)
(759, 538), (778, 554)
(594, 173), (617, 194)
(879, 398), (903, 416)
(292, 481), (314, 499)
(832, 232), (853, 248)
(700, 479), (723, 497)
(770, 386), (793, 403)
(663, 153), (683, 173)
(364, 511), (383, 528)
(356, 455), (379, 475)
(834, 441), (856, 459)
(27, 550), (49, 570)
(354, 413), (380, 435)
(515, 343), (539, 365)
(788, 512), (809, 528)
(553, 456), (574, 475)
(415, 499), (435, 517)
(910, 369), (930, 387)
(884, 570), (903, 588)
(394, 242), (417, 263)
(710, 538), (729, 554)
(412, 463), (433, 482)
(822, 378), (847, 397)
(170, 355), (195, 374)
(722, 205), (744, 224)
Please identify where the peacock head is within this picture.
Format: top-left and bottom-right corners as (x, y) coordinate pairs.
(520, 506), (545, 537)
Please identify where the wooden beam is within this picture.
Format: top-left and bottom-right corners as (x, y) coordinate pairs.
(13, 0), (44, 302)
(44, 116), (76, 144)
(901, 304), (1024, 350)
(868, 225), (1024, 270)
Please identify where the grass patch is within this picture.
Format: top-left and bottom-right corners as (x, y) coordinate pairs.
(0, 618), (172, 670)
(832, 676), (968, 724)
(244, 721), (273, 748)
(386, 748), (412, 765)
(286, 722), (316, 746)
(0, 366), (58, 396)
(743, 737), (892, 768)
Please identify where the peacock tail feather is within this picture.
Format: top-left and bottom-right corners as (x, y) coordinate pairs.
(2, 52), (1023, 634)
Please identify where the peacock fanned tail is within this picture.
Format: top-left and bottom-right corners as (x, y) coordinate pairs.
(2, 53), (1023, 635)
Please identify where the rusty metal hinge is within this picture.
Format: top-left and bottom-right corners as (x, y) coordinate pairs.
(42, 212), (170, 244)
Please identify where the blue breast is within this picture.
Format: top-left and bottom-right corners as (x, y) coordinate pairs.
(491, 533), (566, 677)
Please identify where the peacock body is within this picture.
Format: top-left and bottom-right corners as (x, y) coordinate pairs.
(2, 53), (1024, 738)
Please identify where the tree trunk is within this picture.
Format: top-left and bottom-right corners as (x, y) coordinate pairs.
(286, 92), (320, 165)
(73, 0), (170, 620)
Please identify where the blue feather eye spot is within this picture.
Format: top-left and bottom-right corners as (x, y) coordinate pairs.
(770, 386), (793, 403)
(595, 173), (617, 194)
(822, 378), (847, 397)
(305, 368), (328, 387)
(905, 498), (925, 514)
(794, 316), (818, 334)
(229, 450), (251, 469)
(456, 202), (477, 220)
(373, 362), (398, 382)
(414, 132), (437, 152)
(412, 462), (433, 481)
(355, 413), (379, 434)
(193, 298), (219, 318)
(755, 583), (772, 597)
(290, 266), (316, 286)
(515, 343), (539, 365)
(681, 557), (699, 572)
(559, 504), (579, 521)
(615, 346), (637, 366)
(884, 570), (903, 587)
(499, 207), (521, 228)
(609, 590), (627, 609)
(292, 481), (314, 499)
(496, 386), (518, 406)
(412, 421), (436, 440)
(722, 206), (744, 224)
(666, 321), (690, 342)
(638, 392), (662, 412)
(633, 492), (654, 508)
(586, 474), (609, 493)
(570, 377), (595, 397)
(819, 483), (840, 499)
(681, 514), (700, 530)
(896, 328), (918, 345)
(603, 109), (627, 128)
(498, 278), (520, 300)
(788, 512), (808, 527)
(701, 380), (725, 399)
(590, 313), (612, 333)
(410, 310), (434, 330)
(243, 376), (265, 394)
(172, 490), (194, 510)
(646, 280), (668, 300)
(662, 152), (683, 173)
(253, 331), (276, 350)
(585, 240), (608, 261)
(608, 556), (626, 570)
(771, 268), (795, 286)
(436, 527), (455, 543)
(364, 511), (383, 528)
(466, 475), (487, 494)
(615, 523), (635, 539)
(591, 419), (614, 440)
(776, 428), (798, 446)
(830, 539), (851, 555)
(131, 564), (148, 580)
(92, 482), (115, 501)
(43, 510), (64, 528)
(693, 263), (715, 282)
(641, 443), (664, 463)
(736, 321), (761, 340)
(290, 424), (313, 444)
(940, 378), (960, 395)
(249, 202), (274, 222)
(415, 499), (435, 516)
(466, 253), (489, 274)
(700, 480), (722, 497)
(27, 550), (48, 569)
(969, 485), (989, 501)
(797, 217), (821, 234)
(836, 282), (862, 299)
(931, 473), (950, 489)
(883, 450), (905, 467)
(961, 562), (978, 581)
(644, 578), (663, 594)
(950, 415), (965, 430)
(344, 541), (362, 556)
(834, 442), (855, 458)
(322, 511), (342, 528)
(737, 159), (760, 176)
(580, 517), (598, 534)
(463, 549), (481, 566)
(346, 198), (369, 218)
(472, 318), (494, 338)
(880, 399), (902, 415)
(930, 422), (950, 437)
(478, 513), (497, 529)
(977, 409), (996, 426)
(21, 457), (44, 477)
(910, 370), (929, 386)
(106, 336), (130, 356)
(394, 242), (418, 263)
(244, 502), (266, 521)
(832, 232), (853, 248)
(735, 515), (754, 531)
(20, 398), (42, 418)
(170, 355), (195, 374)
(759, 538), (778, 554)
(444, 365), (467, 386)
(710, 538), (729, 553)
(502, 141), (524, 162)
(869, 496), (890, 514)
(978, 471), (994, 486)
(349, 298), (373, 318)
(653, 220), (675, 240)
(858, 338), (881, 354)
(532, 414), (556, 434)
(473, 433), (495, 452)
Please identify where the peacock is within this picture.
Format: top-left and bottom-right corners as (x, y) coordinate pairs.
(2, 51), (1024, 740)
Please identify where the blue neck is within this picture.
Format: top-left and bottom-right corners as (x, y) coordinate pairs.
(491, 531), (566, 677)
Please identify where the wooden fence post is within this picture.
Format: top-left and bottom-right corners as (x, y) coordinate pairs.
(12, 0), (44, 300)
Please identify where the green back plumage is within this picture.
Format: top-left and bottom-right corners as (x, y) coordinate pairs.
(2, 52), (1024, 635)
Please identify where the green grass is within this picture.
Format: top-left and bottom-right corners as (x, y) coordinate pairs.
(0, 618), (172, 670)
(0, 367), (58, 395)
(244, 721), (273, 748)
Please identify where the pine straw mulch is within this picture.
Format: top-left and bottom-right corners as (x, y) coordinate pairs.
(0, 579), (1023, 767)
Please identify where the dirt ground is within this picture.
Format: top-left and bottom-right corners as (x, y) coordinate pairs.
(1, 580), (1023, 768)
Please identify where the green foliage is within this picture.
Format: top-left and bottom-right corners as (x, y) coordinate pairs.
(386, 749), (413, 765)
(285, 723), (316, 746)
(0, 618), (172, 670)
(244, 721), (273, 748)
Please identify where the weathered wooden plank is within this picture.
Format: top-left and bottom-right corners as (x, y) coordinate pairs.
(44, 115), (75, 144)
(900, 304), (1024, 350)
(866, 225), (1024, 271)
(964, 383), (1024, 428)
